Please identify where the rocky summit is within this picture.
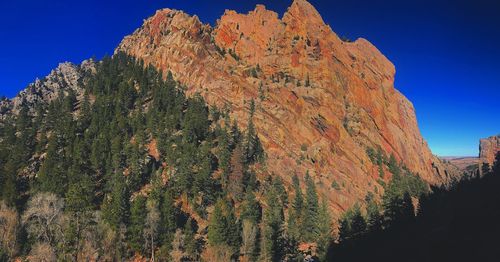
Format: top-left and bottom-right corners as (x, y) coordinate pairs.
(0, 60), (95, 120)
(116, 0), (455, 212)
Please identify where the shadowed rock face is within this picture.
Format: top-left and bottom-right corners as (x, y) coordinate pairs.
(480, 135), (500, 166)
(115, 0), (457, 213)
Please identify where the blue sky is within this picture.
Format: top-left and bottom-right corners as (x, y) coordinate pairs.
(0, 0), (498, 156)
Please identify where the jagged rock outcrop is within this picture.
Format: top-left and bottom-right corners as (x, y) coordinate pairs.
(0, 60), (95, 120)
(480, 135), (500, 166)
(116, 0), (457, 212)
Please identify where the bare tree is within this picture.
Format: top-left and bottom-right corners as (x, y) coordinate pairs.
(202, 244), (234, 262)
(170, 229), (186, 262)
(22, 192), (65, 247)
(240, 220), (258, 261)
(29, 242), (57, 262)
(0, 201), (20, 258)
(228, 145), (244, 200)
(144, 199), (160, 261)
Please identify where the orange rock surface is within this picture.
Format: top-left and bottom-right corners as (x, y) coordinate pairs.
(116, 0), (456, 214)
(480, 135), (500, 166)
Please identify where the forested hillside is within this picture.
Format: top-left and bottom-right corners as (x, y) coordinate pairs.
(1, 51), (498, 262)
(0, 53), (335, 261)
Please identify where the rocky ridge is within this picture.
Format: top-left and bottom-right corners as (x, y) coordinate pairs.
(0, 60), (95, 120)
(116, 0), (456, 212)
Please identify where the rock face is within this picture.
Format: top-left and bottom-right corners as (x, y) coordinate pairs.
(116, 0), (456, 212)
(0, 60), (95, 120)
(480, 135), (500, 166)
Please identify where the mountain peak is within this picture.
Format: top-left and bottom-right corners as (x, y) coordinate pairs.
(113, 1), (459, 213)
(283, 0), (325, 27)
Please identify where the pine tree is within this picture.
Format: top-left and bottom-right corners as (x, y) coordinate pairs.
(225, 201), (241, 252)
(400, 192), (415, 225)
(260, 187), (285, 262)
(350, 206), (367, 239)
(102, 172), (129, 230)
(38, 135), (67, 196)
(338, 204), (366, 243)
(388, 153), (401, 176)
(288, 174), (304, 241)
(240, 191), (261, 224)
(272, 177), (288, 208)
(244, 99), (263, 164)
(218, 128), (232, 190)
(366, 194), (383, 232)
(303, 172), (320, 242)
(317, 199), (333, 261)
(184, 218), (197, 260)
(160, 190), (177, 251)
(207, 198), (241, 255)
(208, 199), (227, 246)
(128, 196), (147, 252)
(182, 94), (209, 144)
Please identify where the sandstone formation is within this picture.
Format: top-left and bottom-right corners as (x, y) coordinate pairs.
(116, 0), (456, 213)
(480, 135), (500, 166)
(1, 0), (458, 215)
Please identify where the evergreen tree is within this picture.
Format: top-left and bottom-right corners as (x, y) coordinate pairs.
(218, 128), (232, 189)
(38, 135), (67, 196)
(303, 172), (320, 242)
(388, 153), (401, 176)
(288, 174), (304, 241)
(208, 199), (227, 246)
(272, 177), (288, 208)
(208, 198), (241, 252)
(317, 199), (333, 261)
(184, 218), (197, 260)
(160, 190), (177, 251)
(244, 99), (263, 164)
(128, 196), (147, 252)
(400, 192), (415, 224)
(338, 203), (366, 243)
(182, 94), (210, 144)
(102, 172), (129, 230)
(260, 187), (285, 262)
(240, 191), (261, 224)
(366, 194), (383, 232)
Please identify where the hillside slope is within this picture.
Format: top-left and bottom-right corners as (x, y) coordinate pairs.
(116, 0), (455, 212)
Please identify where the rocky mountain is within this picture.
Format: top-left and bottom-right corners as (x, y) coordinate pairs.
(0, 0), (458, 215)
(116, 0), (455, 211)
(0, 60), (95, 120)
(480, 135), (500, 167)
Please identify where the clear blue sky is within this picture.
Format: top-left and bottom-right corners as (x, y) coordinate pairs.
(0, 0), (498, 156)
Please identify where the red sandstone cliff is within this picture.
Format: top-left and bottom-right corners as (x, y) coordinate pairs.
(116, 0), (454, 213)
(480, 135), (500, 166)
